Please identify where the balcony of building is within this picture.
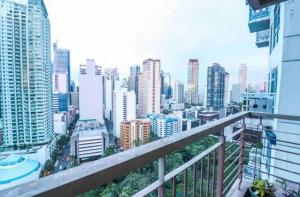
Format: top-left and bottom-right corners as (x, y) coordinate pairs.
(247, 0), (288, 10)
(1, 112), (300, 197)
(255, 29), (270, 48)
(248, 6), (270, 33)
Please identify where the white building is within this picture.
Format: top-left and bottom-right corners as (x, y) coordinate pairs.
(138, 59), (161, 116)
(53, 113), (68, 135)
(224, 72), (230, 106)
(239, 64), (248, 93)
(247, 1), (300, 184)
(79, 59), (104, 124)
(70, 120), (108, 162)
(173, 81), (185, 104)
(148, 114), (180, 138)
(113, 88), (136, 138)
(103, 68), (121, 121)
(0, 155), (42, 190)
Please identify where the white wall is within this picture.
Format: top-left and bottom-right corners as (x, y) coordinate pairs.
(113, 88), (136, 138)
(79, 59), (104, 123)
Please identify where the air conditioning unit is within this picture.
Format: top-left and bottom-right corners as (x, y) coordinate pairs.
(247, 0), (288, 10)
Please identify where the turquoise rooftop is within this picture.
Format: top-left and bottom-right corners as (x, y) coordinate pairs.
(0, 154), (41, 184)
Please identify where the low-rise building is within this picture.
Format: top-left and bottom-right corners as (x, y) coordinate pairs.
(0, 154), (41, 190)
(70, 120), (108, 162)
(53, 113), (68, 135)
(147, 114), (180, 138)
(120, 120), (151, 151)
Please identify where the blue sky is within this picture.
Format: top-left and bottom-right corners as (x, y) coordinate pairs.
(45, 0), (269, 91)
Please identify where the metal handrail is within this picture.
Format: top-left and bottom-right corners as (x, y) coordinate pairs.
(1, 111), (300, 197)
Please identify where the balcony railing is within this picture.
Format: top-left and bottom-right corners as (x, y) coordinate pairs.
(1, 112), (300, 197)
(256, 29), (270, 48)
(248, 7), (270, 33)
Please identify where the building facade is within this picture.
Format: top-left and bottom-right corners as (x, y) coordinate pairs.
(187, 59), (199, 105)
(113, 88), (136, 138)
(120, 120), (150, 151)
(70, 120), (108, 162)
(206, 63), (227, 111)
(0, 0), (53, 148)
(239, 64), (248, 93)
(147, 114), (180, 138)
(247, 0), (300, 183)
(128, 66), (141, 105)
(138, 59), (161, 116)
(104, 68), (121, 120)
(173, 81), (184, 104)
(52, 73), (68, 112)
(79, 59), (104, 123)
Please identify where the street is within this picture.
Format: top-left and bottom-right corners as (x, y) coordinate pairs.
(54, 141), (71, 173)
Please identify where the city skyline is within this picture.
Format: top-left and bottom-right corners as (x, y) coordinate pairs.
(45, 0), (269, 88)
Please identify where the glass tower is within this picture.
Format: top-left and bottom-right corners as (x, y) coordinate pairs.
(0, 0), (53, 148)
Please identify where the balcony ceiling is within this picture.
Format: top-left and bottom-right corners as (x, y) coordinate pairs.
(248, 0), (288, 10)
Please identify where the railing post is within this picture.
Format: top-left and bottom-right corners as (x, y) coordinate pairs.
(216, 129), (225, 197)
(158, 157), (165, 197)
(239, 119), (246, 190)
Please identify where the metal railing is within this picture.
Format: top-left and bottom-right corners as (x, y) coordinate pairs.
(1, 112), (300, 197)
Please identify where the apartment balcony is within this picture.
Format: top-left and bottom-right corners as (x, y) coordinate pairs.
(1, 112), (300, 197)
(256, 29), (270, 48)
(248, 7), (270, 33)
(247, 0), (288, 10)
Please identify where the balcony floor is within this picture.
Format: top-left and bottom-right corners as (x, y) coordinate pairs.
(226, 179), (250, 197)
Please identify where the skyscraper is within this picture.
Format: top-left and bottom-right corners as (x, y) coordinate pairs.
(128, 66), (141, 104)
(173, 81), (185, 104)
(52, 73), (68, 112)
(239, 64), (247, 93)
(187, 59), (199, 105)
(53, 42), (71, 91)
(113, 88), (136, 138)
(0, 0), (53, 148)
(79, 59), (104, 123)
(104, 68), (121, 120)
(224, 72), (230, 106)
(138, 59), (161, 116)
(206, 63), (227, 111)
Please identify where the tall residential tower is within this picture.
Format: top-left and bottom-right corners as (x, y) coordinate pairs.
(0, 0), (53, 148)
(187, 59), (199, 105)
(138, 59), (161, 116)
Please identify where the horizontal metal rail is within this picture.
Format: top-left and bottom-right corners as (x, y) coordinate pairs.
(260, 154), (300, 166)
(0, 112), (249, 197)
(2, 111), (300, 197)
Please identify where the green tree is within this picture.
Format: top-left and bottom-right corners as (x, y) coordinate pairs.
(104, 145), (116, 157)
(44, 159), (54, 173)
(57, 135), (68, 148)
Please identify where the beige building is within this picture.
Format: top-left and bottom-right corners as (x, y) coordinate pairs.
(120, 120), (151, 151)
(187, 59), (199, 105)
(239, 64), (248, 93)
(138, 59), (161, 116)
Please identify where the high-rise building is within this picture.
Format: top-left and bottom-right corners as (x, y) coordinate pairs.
(247, 1), (300, 183)
(53, 42), (71, 91)
(79, 59), (104, 123)
(187, 59), (199, 105)
(224, 72), (230, 106)
(104, 68), (121, 120)
(70, 92), (79, 110)
(128, 66), (141, 105)
(163, 72), (172, 99)
(138, 59), (161, 116)
(206, 63), (227, 111)
(113, 88), (136, 138)
(120, 119), (151, 151)
(0, 0), (53, 148)
(52, 73), (68, 112)
(231, 84), (241, 103)
(173, 81), (185, 104)
(239, 64), (248, 93)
